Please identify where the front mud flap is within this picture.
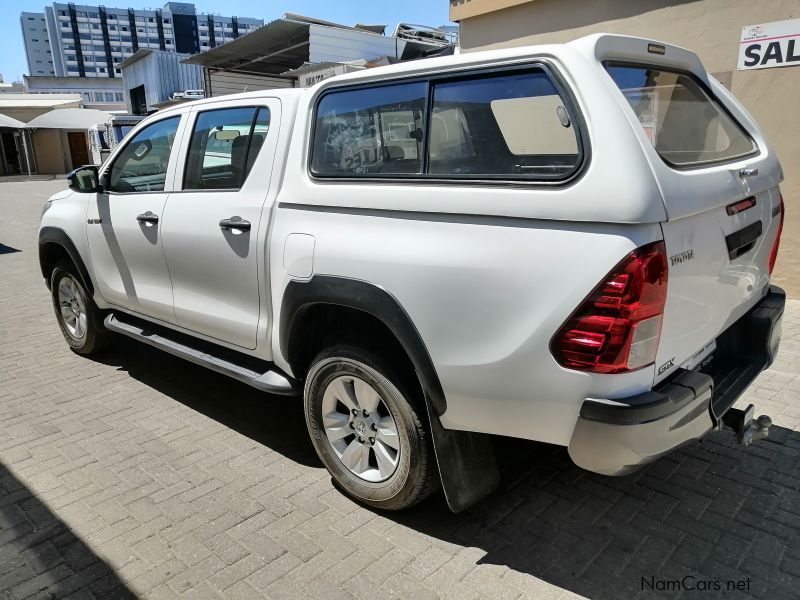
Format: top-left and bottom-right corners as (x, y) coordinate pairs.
(425, 402), (500, 513)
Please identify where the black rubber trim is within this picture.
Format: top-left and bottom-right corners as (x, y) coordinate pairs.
(280, 276), (447, 415)
(580, 369), (706, 426)
(38, 227), (94, 295)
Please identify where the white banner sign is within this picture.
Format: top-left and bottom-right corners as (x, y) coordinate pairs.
(738, 18), (800, 70)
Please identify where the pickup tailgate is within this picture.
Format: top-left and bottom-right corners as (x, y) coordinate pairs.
(605, 60), (784, 384)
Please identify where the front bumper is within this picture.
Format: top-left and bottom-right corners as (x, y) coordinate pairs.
(568, 285), (785, 476)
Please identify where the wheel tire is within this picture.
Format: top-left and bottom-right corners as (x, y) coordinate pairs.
(304, 345), (438, 510)
(50, 260), (111, 356)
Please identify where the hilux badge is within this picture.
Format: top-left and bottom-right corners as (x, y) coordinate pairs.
(670, 249), (694, 266)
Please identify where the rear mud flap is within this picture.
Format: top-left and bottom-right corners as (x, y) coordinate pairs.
(425, 402), (500, 513)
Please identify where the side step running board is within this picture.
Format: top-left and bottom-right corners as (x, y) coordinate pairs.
(104, 313), (297, 396)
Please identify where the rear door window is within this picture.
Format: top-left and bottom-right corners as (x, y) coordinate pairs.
(183, 106), (270, 190)
(606, 65), (757, 167)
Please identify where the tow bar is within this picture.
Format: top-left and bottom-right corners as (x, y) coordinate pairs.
(721, 404), (772, 446)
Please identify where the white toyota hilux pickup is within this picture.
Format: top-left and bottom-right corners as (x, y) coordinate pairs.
(39, 34), (785, 512)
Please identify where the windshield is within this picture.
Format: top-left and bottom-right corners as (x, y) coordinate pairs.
(606, 65), (757, 167)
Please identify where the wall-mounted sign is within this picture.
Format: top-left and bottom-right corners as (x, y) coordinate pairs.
(738, 18), (800, 70)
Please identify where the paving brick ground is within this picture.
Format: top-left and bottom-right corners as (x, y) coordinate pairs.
(1, 179), (799, 600)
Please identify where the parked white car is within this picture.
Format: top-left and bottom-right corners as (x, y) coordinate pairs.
(39, 34), (785, 512)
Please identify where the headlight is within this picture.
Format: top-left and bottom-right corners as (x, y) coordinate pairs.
(41, 200), (53, 219)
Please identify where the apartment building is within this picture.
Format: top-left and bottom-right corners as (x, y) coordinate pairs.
(20, 12), (55, 76)
(21, 2), (263, 80)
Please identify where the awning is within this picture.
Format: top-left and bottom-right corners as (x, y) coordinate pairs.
(26, 108), (113, 130)
(183, 18), (311, 76)
(0, 112), (25, 128)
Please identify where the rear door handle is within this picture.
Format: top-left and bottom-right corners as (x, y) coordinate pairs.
(725, 220), (763, 259)
(136, 211), (159, 225)
(219, 217), (251, 232)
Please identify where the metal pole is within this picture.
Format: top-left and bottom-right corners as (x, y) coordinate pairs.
(21, 128), (32, 177)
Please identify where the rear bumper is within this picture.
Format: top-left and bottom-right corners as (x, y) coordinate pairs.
(568, 285), (785, 476)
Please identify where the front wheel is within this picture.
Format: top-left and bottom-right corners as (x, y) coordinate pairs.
(304, 346), (438, 510)
(50, 261), (110, 356)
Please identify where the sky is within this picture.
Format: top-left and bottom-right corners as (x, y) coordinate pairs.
(2, 0), (453, 82)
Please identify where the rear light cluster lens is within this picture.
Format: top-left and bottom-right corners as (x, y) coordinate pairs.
(768, 194), (784, 275)
(551, 241), (668, 374)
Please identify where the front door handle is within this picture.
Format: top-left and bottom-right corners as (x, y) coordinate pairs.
(219, 217), (251, 232)
(136, 211), (159, 225)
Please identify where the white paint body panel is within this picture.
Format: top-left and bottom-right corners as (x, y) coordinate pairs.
(40, 34), (783, 449)
(160, 97), (283, 350)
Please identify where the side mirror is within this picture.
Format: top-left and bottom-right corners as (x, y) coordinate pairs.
(67, 165), (101, 193)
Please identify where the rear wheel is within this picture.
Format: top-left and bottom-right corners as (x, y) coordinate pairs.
(304, 345), (438, 510)
(50, 261), (110, 355)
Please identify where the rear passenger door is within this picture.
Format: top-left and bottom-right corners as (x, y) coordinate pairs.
(160, 99), (280, 350)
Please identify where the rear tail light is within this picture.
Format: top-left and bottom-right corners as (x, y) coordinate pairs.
(551, 241), (668, 374)
(768, 194), (784, 275)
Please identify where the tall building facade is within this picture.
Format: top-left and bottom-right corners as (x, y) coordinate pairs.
(22, 2), (263, 79)
(20, 12), (55, 76)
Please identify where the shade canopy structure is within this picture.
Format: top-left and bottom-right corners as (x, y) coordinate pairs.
(0, 112), (25, 129)
(26, 108), (113, 130)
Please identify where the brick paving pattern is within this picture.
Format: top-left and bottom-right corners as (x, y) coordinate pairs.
(1, 180), (799, 599)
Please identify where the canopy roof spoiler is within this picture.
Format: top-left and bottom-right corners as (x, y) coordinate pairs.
(568, 33), (709, 82)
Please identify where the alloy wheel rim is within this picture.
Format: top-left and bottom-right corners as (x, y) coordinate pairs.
(321, 375), (400, 482)
(57, 275), (88, 340)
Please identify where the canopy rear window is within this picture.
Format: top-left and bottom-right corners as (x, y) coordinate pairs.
(606, 65), (757, 167)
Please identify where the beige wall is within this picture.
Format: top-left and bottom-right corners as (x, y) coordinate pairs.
(32, 130), (68, 174)
(458, 0), (800, 296)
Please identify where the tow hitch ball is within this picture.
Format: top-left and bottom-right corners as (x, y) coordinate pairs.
(721, 404), (772, 446)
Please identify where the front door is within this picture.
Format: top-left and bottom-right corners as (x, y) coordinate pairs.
(86, 115), (183, 322)
(67, 131), (90, 167)
(160, 101), (279, 349)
